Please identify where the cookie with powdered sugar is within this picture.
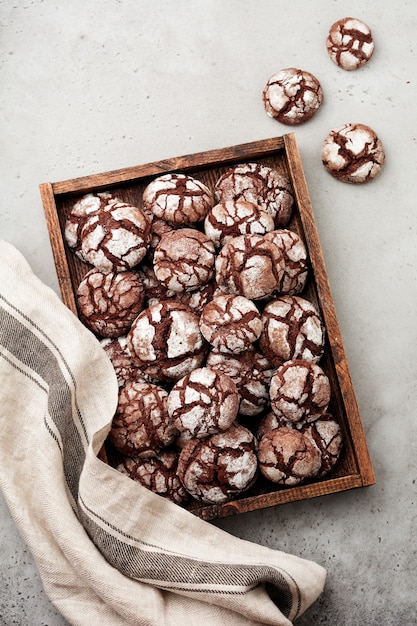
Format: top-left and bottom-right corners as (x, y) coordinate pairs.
(326, 17), (374, 70)
(214, 163), (293, 227)
(76, 268), (144, 338)
(215, 233), (284, 301)
(177, 423), (258, 504)
(260, 295), (325, 366)
(143, 173), (214, 224)
(109, 381), (178, 458)
(77, 199), (152, 272)
(199, 294), (263, 354)
(264, 229), (309, 295)
(167, 367), (239, 440)
(204, 200), (275, 248)
(263, 68), (323, 126)
(322, 123), (385, 184)
(127, 300), (207, 382)
(206, 347), (274, 416)
(269, 359), (331, 424)
(153, 228), (215, 293)
(258, 427), (321, 486)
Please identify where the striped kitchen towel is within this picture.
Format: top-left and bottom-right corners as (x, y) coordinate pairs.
(0, 240), (326, 626)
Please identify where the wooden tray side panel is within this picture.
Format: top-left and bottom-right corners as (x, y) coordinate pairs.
(40, 183), (78, 314)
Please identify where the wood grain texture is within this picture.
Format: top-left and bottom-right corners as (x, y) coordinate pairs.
(40, 134), (375, 520)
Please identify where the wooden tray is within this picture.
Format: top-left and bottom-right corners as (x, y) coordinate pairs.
(40, 133), (375, 521)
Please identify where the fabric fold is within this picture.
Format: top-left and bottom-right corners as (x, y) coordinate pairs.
(0, 240), (326, 625)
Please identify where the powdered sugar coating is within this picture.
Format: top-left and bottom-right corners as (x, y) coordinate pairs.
(78, 200), (152, 272)
(153, 228), (215, 293)
(260, 296), (325, 366)
(215, 234), (284, 301)
(214, 163), (294, 227)
(326, 17), (374, 70)
(302, 413), (343, 477)
(269, 359), (331, 423)
(143, 173), (214, 224)
(258, 427), (321, 486)
(109, 381), (177, 458)
(116, 450), (189, 505)
(257, 413), (343, 478)
(64, 191), (115, 252)
(127, 300), (207, 382)
(322, 123), (385, 183)
(177, 423), (258, 503)
(264, 229), (309, 295)
(100, 336), (155, 387)
(263, 68), (323, 126)
(199, 294), (263, 354)
(167, 367), (239, 439)
(76, 268), (144, 338)
(206, 347), (274, 416)
(204, 200), (275, 248)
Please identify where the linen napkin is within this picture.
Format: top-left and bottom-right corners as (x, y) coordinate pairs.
(0, 239), (326, 626)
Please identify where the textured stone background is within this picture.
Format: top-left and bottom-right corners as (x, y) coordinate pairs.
(1, 1), (417, 624)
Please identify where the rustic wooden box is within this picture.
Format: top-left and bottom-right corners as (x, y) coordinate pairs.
(40, 134), (375, 521)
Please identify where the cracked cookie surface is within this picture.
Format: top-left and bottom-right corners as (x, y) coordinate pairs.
(269, 359), (331, 424)
(199, 294), (263, 354)
(214, 163), (293, 227)
(260, 295), (325, 366)
(153, 228), (215, 293)
(109, 381), (177, 458)
(167, 367), (239, 440)
(77, 268), (144, 338)
(127, 300), (207, 382)
(322, 122), (385, 183)
(263, 68), (323, 126)
(258, 426), (321, 486)
(143, 173), (214, 223)
(215, 233), (284, 300)
(177, 423), (258, 503)
(326, 17), (374, 70)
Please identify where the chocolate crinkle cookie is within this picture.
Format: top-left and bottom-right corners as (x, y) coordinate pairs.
(258, 426), (321, 486)
(269, 359), (331, 424)
(260, 295), (325, 366)
(127, 300), (207, 382)
(142, 173), (214, 224)
(69, 198), (152, 273)
(199, 294), (263, 354)
(64, 191), (115, 253)
(326, 17), (374, 71)
(262, 68), (324, 126)
(264, 229), (309, 295)
(76, 268), (145, 338)
(100, 335), (156, 387)
(109, 381), (177, 458)
(153, 228), (216, 293)
(204, 200), (275, 248)
(206, 347), (274, 416)
(322, 123), (385, 184)
(301, 413), (343, 477)
(214, 163), (294, 227)
(116, 450), (189, 505)
(177, 423), (258, 504)
(167, 367), (239, 440)
(215, 233), (284, 301)
(257, 413), (343, 479)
